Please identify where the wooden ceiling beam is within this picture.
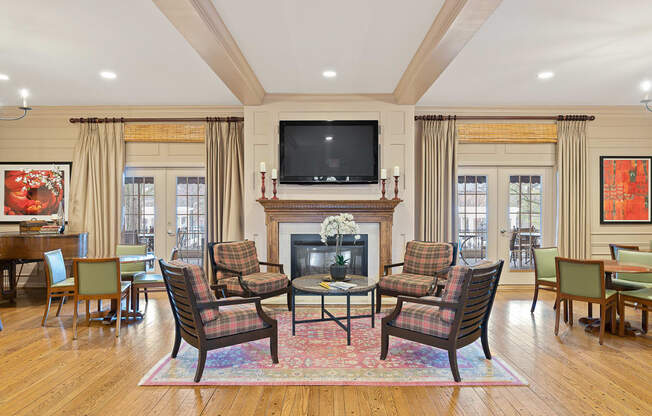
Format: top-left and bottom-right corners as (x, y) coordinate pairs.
(153, 0), (265, 105)
(393, 0), (502, 105)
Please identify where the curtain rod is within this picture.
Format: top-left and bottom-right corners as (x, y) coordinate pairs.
(69, 116), (244, 124)
(414, 115), (595, 121)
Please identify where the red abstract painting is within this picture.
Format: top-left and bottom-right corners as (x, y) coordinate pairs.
(601, 157), (651, 223)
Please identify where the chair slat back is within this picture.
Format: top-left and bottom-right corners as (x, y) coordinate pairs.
(456, 260), (504, 340)
(159, 259), (202, 341)
(43, 249), (67, 287)
(74, 258), (121, 296)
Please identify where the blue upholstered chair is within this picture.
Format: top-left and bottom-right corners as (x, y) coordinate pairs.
(42, 249), (75, 326)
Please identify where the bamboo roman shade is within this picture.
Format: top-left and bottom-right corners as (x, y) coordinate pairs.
(124, 124), (205, 143)
(457, 123), (557, 143)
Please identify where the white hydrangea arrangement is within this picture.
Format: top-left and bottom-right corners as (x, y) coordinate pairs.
(320, 213), (360, 265)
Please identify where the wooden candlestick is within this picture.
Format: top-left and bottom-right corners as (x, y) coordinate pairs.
(260, 172), (267, 200)
(380, 178), (387, 200)
(271, 178), (278, 199)
(393, 176), (400, 200)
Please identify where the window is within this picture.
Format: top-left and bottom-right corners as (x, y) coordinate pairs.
(175, 176), (206, 266)
(457, 175), (488, 265)
(121, 176), (155, 252)
(508, 175), (542, 270)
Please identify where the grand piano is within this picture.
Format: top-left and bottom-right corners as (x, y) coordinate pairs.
(0, 232), (88, 301)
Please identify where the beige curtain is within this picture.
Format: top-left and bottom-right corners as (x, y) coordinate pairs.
(70, 122), (125, 257)
(206, 119), (245, 250)
(417, 116), (457, 242)
(556, 118), (589, 258)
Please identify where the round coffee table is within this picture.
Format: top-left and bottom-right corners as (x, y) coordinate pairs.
(291, 274), (377, 345)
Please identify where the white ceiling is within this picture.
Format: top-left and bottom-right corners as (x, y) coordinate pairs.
(419, 0), (652, 106)
(211, 0), (444, 94)
(2, 0), (651, 106)
(0, 1), (238, 106)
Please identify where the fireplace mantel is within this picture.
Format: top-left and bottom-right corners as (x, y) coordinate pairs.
(257, 199), (402, 277)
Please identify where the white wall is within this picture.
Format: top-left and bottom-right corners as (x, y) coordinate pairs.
(243, 97), (416, 265)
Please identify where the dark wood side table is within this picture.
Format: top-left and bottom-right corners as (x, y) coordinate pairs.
(291, 274), (377, 345)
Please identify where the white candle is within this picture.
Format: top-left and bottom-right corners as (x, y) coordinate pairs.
(271, 168), (277, 179)
(394, 166), (400, 177)
(380, 169), (387, 180)
(260, 162), (266, 173)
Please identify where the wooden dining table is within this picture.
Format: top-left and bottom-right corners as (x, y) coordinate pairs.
(578, 259), (652, 335)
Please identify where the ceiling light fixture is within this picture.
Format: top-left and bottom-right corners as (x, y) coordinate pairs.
(641, 80), (652, 112)
(0, 73), (9, 81)
(537, 71), (555, 80)
(322, 70), (337, 78)
(0, 88), (32, 121)
(325, 136), (333, 141)
(100, 70), (117, 79)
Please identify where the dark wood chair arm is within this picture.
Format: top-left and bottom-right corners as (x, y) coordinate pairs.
(213, 263), (242, 277)
(383, 262), (404, 276)
(210, 283), (227, 298)
(259, 261), (285, 274)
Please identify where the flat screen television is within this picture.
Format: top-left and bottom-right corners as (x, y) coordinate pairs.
(279, 120), (378, 184)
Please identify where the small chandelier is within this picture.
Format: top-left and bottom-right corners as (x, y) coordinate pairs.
(0, 89), (32, 121)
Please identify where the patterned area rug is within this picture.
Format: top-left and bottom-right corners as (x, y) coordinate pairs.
(140, 310), (527, 386)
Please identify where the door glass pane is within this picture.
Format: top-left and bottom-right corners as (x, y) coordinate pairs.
(457, 175), (488, 265)
(121, 176), (155, 253)
(176, 176), (206, 266)
(508, 175), (543, 271)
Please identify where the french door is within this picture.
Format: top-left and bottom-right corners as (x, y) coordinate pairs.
(457, 167), (555, 284)
(121, 168), (206, 269)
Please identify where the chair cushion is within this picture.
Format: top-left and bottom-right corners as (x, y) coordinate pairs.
(403, 241), (453, 276)
(221, 272), (288, 295)
(133, 273), (164, 284)
(378, 273), (435, 297)
(213, 241), (260, 279)
(52, 277), (75, 288)
(538, 276), (557, 284)
(391, 298), (451, 339)
(169, 260), (218, 323)
(440, 266), (470, 323)
(203, 302), (271, 338)
(615, 280), (652, 291)
(621, 287), (652, 302)
(605, 289), (618, 299)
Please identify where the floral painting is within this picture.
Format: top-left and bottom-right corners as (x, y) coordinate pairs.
(0, 162), (71, 223)
(600, 156), (651, 224)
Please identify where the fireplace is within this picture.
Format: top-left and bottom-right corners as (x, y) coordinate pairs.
(290, 234), (368, 279)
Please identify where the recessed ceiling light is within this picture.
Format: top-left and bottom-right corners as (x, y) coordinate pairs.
(325, 136), (333, 141)
(640, 80), (652, 92)
(322, 70), (337, 78)
(100, 71), (117, 79)
(0, 73), (8, 81)
(537, 71), (554, 80)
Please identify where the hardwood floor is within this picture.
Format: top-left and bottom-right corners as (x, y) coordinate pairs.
(0, 288), (650, 415)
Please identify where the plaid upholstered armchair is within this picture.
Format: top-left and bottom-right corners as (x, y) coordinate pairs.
(207, 241), (291, 310)
(160, 259), (278, 382)
(376, 241), (457, 313)
(381, 261), (504, 382)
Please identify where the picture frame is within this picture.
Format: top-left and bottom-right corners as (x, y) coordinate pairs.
(600, 156), (652, 224)
(0, 162), (72, 223)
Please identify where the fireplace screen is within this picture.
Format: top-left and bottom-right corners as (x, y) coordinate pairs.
(290, 234), (368, 279)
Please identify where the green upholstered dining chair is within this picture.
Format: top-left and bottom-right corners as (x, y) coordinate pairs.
(554, 257), (618, 345)
(531, 247), (559, 313)
(618, 287), (651, 335)
(614, 249), (652, 290)
(116, 244), (147, 280)
(608, 243), (639, 260)
(42, 249), (76, 326)
(72, 258), (131, 339)
(130, 247), (180, 313)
